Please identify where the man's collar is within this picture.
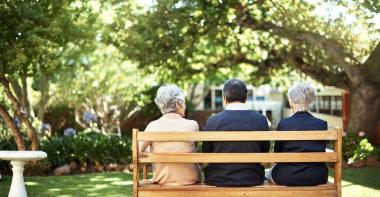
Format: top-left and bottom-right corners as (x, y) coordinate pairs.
(225, 102), (249, 110)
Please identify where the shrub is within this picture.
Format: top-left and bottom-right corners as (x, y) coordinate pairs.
(40, 131), (131, 168)
(342, 131), (375, 162)
(24, 160), (52, 176)
(1, 131), (132, 172)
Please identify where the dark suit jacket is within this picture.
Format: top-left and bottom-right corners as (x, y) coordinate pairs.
(272, 111), (328, 186)
(202, 110), (269, 186)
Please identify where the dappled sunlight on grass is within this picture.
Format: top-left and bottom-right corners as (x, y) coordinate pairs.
(89, 176), (105, 182)
(111, 180), (133, 186)
(104, 177), (123, 182)
(0, 172), (133, 197)
(48, 188), (62, 192)
(25, 182), (39, 186)
(94, 184), (109, 189)
(0, 168), (379, 197)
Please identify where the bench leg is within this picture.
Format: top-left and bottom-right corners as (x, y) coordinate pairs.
(9, 160), (27, 197)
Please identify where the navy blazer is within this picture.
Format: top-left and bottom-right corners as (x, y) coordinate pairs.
(202, 110), (269, 186)
(272, 111), (328, 186)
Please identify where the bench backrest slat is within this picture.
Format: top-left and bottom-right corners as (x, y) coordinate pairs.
(139, 152), (337, 163)
(137, 131), (337, 141)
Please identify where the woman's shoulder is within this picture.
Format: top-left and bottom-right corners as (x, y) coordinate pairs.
(182, 118), (199, 131)
(144, 119), (162, 131)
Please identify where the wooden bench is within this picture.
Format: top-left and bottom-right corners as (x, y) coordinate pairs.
(132, 128), (342, 197)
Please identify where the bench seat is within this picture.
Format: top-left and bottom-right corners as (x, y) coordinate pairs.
(138, 181), (338, 197)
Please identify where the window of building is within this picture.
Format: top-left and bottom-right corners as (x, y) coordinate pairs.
(204, 91), (212, 110)
(215, 90), (223, 110)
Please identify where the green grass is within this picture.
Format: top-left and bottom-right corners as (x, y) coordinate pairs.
(0, 172), (133, 197)
(332, 167), (380, 197)
(0, 167), (379, 197)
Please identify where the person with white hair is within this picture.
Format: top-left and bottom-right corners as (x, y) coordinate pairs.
(266, 82), (328, 186)
(139, 84), (200, 186)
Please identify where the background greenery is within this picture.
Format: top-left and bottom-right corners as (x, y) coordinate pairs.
(0, 131), (131, 174)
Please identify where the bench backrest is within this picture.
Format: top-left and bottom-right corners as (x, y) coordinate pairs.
(132, 128), (342, 196)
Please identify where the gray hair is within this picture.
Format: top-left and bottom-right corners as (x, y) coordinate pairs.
(287, 82), (316, 112)
(154, 84), (185, 114)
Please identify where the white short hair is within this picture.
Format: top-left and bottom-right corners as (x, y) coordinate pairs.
(287, 82), (316, 112)
(154, 84), (185, 114)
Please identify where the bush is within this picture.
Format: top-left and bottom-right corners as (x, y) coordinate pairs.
(24, 160), (52, 176)
(40, 131), (131, 168)
(1, 131), (131, 175)
(343, 131), (375, 161)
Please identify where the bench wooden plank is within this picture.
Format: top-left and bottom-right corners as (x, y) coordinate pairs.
(139, 182), (336, 190)
(133, 129), (139, 197)
(138, 190), (337, 197)
(137, 131), (337, 141)
(334, 128), (343, 197)
(139, 152), (337, 163)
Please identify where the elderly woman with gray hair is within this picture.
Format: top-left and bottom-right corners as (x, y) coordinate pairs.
(139, 84), (200, 186)
(266, 82), (328, 186)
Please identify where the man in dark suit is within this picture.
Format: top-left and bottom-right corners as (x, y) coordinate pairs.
(267, 82), (328, 186)
(202, 79), (269, 186)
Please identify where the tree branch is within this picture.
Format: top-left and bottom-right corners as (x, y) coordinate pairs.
(234, 2), (358, 84)
(286, 54), (349, 89)
(0, 104), (26, 150)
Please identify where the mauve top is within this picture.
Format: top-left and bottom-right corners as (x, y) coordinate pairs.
(139, 113), (200, 186)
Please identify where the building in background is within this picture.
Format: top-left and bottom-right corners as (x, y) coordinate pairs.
(190, 84), (344, 130)
(310, 87), (344, 116)
(192, 84), (284, 129)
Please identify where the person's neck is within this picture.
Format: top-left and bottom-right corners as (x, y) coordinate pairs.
(163, 112), (183, 118)
(225, 102), (248, 110)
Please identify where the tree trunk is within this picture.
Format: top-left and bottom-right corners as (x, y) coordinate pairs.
(37, 71), (50, 124)
(347, 82), (380, 143)
(0, 75), (40, 150)
(0, 104), (26, 150)
(21, 75), (33, 117)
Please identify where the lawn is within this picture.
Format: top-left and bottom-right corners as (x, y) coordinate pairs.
(0, 167), (379, 197)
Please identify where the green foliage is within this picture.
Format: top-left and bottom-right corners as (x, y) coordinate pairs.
(343, 132), (375, 161)
(112, 0), (379, 89)
(40, 132), (131, 168)
(0, 131), (131, 170)
(50, 48), (156, 133)
(0, 0), (97, 76)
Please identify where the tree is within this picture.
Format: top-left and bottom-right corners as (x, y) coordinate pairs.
(116, 0), (380, 141)
(52, 42), (155, 135)
(0, 0), (97, 149)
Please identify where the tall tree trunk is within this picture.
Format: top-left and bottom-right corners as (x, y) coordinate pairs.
(9, 77), (34, 118)
(347, 82), (380, 143)
(0, 75), (40, 150)
(21, 75), (33, 117)
(0, 104), (26, 150)
(9, 79), (23, 105)
(37, 71), (50, 124)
